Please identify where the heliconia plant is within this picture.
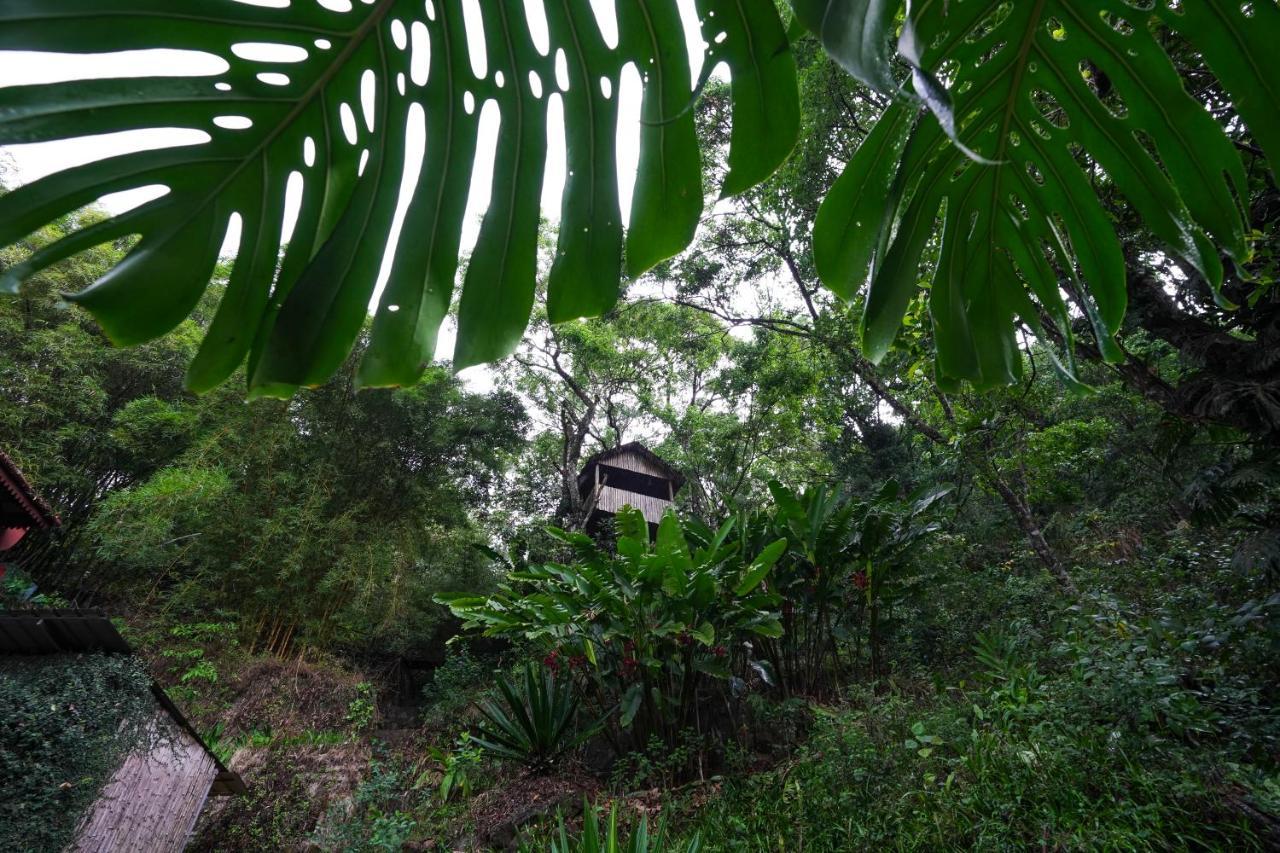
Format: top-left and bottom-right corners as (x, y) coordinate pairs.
(437, 507), (786, 754)
(739, 478), (953, 691)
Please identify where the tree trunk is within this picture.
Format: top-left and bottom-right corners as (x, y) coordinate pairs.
(984, 469), (1078, 596)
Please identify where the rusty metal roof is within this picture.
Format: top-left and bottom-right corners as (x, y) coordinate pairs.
(0, 608), (246, 795)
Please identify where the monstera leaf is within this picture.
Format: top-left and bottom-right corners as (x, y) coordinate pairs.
(0, 0), (798, 396)
(809, 0), (1280, 390)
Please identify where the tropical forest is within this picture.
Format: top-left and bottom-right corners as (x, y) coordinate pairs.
(2, 1), (1280, 850)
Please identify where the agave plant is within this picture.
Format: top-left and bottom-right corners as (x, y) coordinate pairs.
(1, 2), (1276, 395)
(472, 662), (588, 772)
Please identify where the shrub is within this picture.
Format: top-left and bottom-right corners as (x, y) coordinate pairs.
(531, 801), (702, 853)
(439, 508), (787, 755)
(1, 654), (160, 852)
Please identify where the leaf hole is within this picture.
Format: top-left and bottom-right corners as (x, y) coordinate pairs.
(1079, 61), (1127, 118)
(339, 102), (359, 144)
(1031, 89), (1069, 129)
(588, 0), (620, 50)
(410, 21), (430, 87)
(361, 69), (377, 132)
(231, 43), (309, 63)
(554, 48), (570, 91)
(1099, 11), (1134, 35)
(280, 171), (304, 248)
(523, 0), (551, 56)
(256, 72), (290, 86)
(214, 115), (254, 130)
(460, 0), (488, 79)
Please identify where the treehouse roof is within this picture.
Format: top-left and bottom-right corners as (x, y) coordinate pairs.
(577, 442), (685, 495)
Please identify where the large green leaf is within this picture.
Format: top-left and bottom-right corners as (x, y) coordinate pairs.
(810, 1), (1277, 390)
(0, 0), (798, 395)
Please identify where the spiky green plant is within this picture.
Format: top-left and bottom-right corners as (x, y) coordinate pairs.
(537, 801), (702, 853)
(472, 662), (586, 772)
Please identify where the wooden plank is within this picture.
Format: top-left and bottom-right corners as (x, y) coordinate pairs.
(69, 719), (218, 853)
(605, 450), (668, 479)
(596, 486), (672, 525)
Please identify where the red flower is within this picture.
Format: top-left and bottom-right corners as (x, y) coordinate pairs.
(543, 650), (561, 672)
(712, 645), (727, 658)
(852, 570), (868, 591)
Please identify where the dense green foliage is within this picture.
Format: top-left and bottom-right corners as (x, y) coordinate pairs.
(4, 4), (1277, 397)
(538, 803), (703, 853)
(4, 6), (1280, 850)
(0, 654), (158, 852)
(1, 215), (526, 657)
(441, 508), (790, 757)
(660, 554), (1280, 849)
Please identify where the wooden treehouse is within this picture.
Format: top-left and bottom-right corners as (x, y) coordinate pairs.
(578, 442), (685, 534)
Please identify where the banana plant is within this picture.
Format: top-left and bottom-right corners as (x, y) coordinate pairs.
(741, 482), (861, 696)
(851, 479), (953, 677)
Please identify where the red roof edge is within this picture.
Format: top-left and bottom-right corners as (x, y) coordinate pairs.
(0, 449), (60, 529)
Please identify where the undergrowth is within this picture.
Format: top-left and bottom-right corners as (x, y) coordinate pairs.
(0, 654), (159, 852)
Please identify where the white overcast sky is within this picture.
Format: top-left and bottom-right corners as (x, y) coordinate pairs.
(0, 0), (711, 389)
